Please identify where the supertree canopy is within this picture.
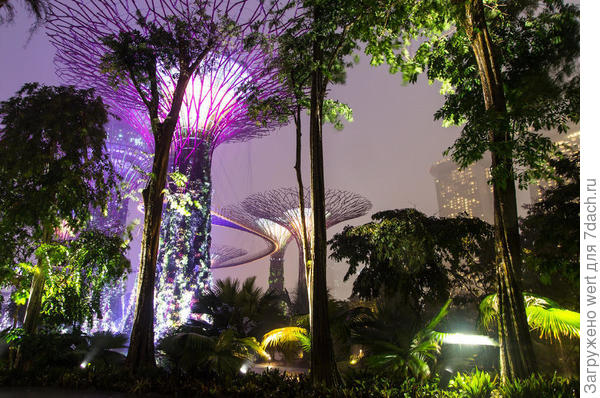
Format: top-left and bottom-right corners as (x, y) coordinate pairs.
(89, 121), (151, 234)
(214, 204), (292, 293)
(210, 244), (248, 268)
(241, 187), (372, 313)
(47, 0), (293, 338)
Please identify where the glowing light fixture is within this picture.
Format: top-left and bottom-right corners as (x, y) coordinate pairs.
(439, 333), (498, 346)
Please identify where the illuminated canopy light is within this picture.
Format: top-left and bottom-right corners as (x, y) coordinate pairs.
(439, 333), (498, 347)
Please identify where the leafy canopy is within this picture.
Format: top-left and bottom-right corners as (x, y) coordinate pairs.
(520, 150), (579, 307)
(329, 208), (494, 310)
(360, 0), (579, 188)
(3, 229), (130, 330)
(0, 83), (117, 268)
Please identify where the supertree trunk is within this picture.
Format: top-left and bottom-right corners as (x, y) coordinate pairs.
(308, 13), (341, 386)
(268, 248), (287, 294)
(460, 0), (536, 380)
(155, 139), (212, 338)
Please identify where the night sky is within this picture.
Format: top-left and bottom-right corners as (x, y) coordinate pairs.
(0, 4), (534, 299)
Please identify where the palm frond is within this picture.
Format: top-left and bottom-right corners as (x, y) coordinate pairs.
(261, 326), (308, 351)
(479, 292), (580, 341)
(527, 306), (580, 340)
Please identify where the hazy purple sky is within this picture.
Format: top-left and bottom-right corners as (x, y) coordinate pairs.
(0, 4), (534, 299)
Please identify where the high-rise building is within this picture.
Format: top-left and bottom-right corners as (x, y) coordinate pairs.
(430, 129), (580, 223)
(430, 155), (494, 223)
(529, 130), (580, 203)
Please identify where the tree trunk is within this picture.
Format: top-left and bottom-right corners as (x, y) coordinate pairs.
(126, 125), (172, 371)
(154, 139), (213, 338)
(460, 0), (536, 380)
(22, 268), (45, 335)
(22, 225), (52, 335)
(293, 104), (312, 314)
(308, 19), (342, 386)
(295, 246), (309, 314)
(268, 247), (287, 294)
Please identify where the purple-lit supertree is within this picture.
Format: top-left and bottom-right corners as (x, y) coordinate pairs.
(241, 188), (372, 313)
(46, 0), (295, 345)
(88, 122), (151, 333)
(210, 245), (248, 269)
(89, 121), (151, 233)
(214, 204), (292, 294)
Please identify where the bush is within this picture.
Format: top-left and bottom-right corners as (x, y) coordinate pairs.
(496, 373), (579, 398)
(448, 368), (497, 398)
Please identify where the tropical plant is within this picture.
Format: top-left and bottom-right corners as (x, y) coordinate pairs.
(0, 83), (117, 336)
(352, 298), (451, 381)
(479, 292), (579, 342)
(361, 0), (579, 380)
(496, 373), (579, 398)
(447, 368), (497, 398)
(158, 329), (267, 376)
(190, 277), (285, 339)
(84, 332), (128, 369)
(261, 326), (310, 361)
(2, 229), (130, 331)
(330, 209), (495, 311)
(520, 151), (579, 309)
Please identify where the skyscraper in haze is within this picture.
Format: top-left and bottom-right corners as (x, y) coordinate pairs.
(430, 155), (494, 223)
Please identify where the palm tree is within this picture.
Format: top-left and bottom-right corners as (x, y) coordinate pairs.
(261, 326), (311, 360)
(158, 328), (267, 376)
(190, 277), (285, 339)
(479, 293), (579, 341)
(352, 298), (451, 381)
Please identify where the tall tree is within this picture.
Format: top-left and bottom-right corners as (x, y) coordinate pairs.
(330, 209), (495, 312)
(361, 0), (578, 380)
(100, 13), (228, 370)
(0, 83), (117, 335)
(281, 0), (378, 386)
(521, 151), (579, 309)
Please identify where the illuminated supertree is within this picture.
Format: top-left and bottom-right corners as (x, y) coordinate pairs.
(241, 188), (372, 313)
(214, 204), (292, 294)
(85, 122), (151, 333)
(210, 245), (248, 269)
(47, 0), (294, 341)
(89, 121), (151, 233)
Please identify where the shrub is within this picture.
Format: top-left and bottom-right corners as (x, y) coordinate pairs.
(447, 368), (497, 398)
(496, 373), (579, 398)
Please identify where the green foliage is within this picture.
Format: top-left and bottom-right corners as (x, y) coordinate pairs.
(189, 277), (286, 339)
(447, 368), (497, 398)
(352, 298), (450, 381)
(261, 326), (310, 359)
(520, 151), (579, 307)
(479, 292), (579, 342)
(496, 373), (579, 398)
(0, 357), (580, 397)
(158, 329), (266, 377)
(361, 0), (579, 188)
(323, 99), (354, 130)
(1, 229), (130, 330)
(329, 209), (494, 310)
(0, 83), (117, 269)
